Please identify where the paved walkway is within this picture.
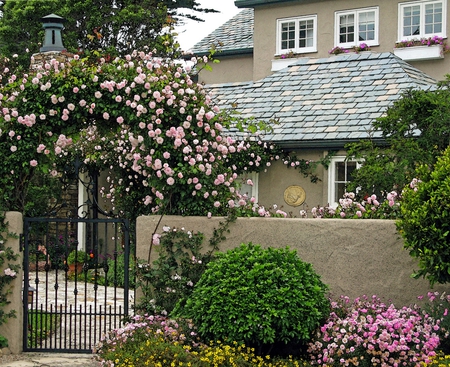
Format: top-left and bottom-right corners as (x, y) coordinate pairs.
(0, 353), (100, 366)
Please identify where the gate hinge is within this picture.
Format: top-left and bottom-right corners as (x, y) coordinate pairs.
(19, 233), (24, 252)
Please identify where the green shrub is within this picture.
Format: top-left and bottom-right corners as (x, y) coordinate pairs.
(106, 252), (136, 289)
(176, 243), (330, 355)
(397, 146), (450, 285)
(135, 227), (215, 315)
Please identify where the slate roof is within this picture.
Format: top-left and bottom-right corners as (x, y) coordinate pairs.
(207, 52), (437, 149)
(190, 8), (254, 55)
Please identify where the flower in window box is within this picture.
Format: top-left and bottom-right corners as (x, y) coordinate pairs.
(328, 46), (349, 55)
(353, 42), (371, 53)
(395, 35), (449, 53)
(277, 50), (296, 59)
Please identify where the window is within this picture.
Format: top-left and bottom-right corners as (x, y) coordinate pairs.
(276, 15), (317, 55)
(328, 157), (361, 207)
(238, 172), (259, 202)
(399, 0), (446, 40)
(335, 7), (379, 47)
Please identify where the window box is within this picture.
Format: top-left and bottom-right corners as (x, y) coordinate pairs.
(271, 57), (299, 71)
(393, 44), (444, 61)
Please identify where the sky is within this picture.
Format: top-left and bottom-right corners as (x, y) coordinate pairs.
(174, 0), (241, 51)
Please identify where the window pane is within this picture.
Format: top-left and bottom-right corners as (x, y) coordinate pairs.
(280, 22), (295, 50)
(335, 183), (346, 203)
(358, 11), (375, 41)
(425, 3), (443, 35)
(339, 14), (355, 43)
(335, 161), (346, 181)
(347, 162), (357, 181)
(403, 5), (421, 36)
(298, 19), (314, 48)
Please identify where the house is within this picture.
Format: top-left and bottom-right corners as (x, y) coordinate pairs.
(192, 0), (449, 84)
(188, 0), (444, 212)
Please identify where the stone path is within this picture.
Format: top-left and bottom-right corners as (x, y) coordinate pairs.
(26, 271), (134, 351)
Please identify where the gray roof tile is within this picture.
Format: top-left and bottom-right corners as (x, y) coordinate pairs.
(208, 53), (436, 148)
(190, 9), (254, 54)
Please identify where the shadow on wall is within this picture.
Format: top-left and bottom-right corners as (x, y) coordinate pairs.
(137, 215), (447, 307)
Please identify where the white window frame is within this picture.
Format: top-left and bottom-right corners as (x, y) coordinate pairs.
(276, 15), (318, 55)
(334, 7), (379, 48)
(327, 157), (362, 208)
(238, 172), (259, 202)
(398, 0), (447, 41)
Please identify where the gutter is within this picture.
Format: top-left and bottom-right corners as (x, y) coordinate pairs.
(274, 138), (388, 150)
(182, 48), (253, 59)
(235, 0), (317, 8)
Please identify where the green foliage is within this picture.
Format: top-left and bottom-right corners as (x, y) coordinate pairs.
(135, 226), (217, 315)
(66, 249), (87, 265)
(0, 0), (218, 68)
(346, 82), (450, 200)
(96, 316), (310, 367)
(27, 310), (60, 348)
(106, 252), (136, 289)
(177, 243), (330, 354)
(397, 146), (450, 285)
(0, 335), (7, 348)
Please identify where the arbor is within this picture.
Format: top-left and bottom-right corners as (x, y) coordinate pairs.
(346, 82), (450, 200)
(0, 0), (216, 68)
(0, 50), (278, 218)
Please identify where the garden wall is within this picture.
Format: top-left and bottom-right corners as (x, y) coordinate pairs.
(0, 212), (23, 354)
(137, 215), (447, 307)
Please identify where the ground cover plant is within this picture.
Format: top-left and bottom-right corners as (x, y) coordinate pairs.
(95, 294), (450, 367)
(307, 295), (440, 366)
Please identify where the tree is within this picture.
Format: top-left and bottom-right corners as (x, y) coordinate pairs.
(346, 81), (450, 200)
(397, 147), (450, 286)
(0, 0), (217, 68)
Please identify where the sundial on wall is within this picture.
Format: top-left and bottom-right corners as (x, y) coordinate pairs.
(284, 185), (306, 207)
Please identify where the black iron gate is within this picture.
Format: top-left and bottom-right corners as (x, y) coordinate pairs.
(22, 217), (133, 353)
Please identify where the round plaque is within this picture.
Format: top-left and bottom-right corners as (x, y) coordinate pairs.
(284, 185), (306, 207)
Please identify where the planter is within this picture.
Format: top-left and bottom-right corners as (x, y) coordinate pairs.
(393, 44), (444, 61)
(271, 58), (299, 71)
(68, 262), (83, 275)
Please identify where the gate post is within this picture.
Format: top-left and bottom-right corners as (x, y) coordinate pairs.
(0, 212), (23, 354)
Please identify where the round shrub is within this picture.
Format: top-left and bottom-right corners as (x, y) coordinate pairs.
(176, 243), (330, 354)
(397, 146), (450, 285)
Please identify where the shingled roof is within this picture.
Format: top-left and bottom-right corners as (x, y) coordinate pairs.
(190, 8), (254, 55)
(207, 52), (437, 149)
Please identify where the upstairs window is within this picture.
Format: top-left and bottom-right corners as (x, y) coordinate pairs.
(335, 7), (379, 48)
(399, 0), (446, 40)
(276, 15), (317, 55)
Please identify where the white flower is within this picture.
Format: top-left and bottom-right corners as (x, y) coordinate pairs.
(4, 268), (16, 277)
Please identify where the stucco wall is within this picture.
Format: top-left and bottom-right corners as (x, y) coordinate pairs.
(198, 54), (254, 85)
(137, 215), (447, 307)
(256, 149), (329, 212)
(0, 212), (23, 354)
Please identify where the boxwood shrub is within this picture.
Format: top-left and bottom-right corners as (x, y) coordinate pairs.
(176, 243), (330, 355)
